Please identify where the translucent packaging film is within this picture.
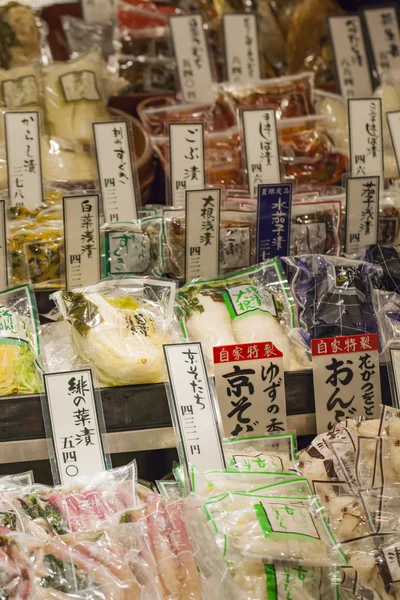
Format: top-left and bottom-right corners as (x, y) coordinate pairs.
(222, 432), (297, 472)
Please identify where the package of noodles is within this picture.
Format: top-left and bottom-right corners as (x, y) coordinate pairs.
(0, 283), (42, 397)
(52, 278), (180, 386)
(177, 260), (312, 372)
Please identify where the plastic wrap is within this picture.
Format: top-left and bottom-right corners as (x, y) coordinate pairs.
(222, 432), (297, 472)
(61, 15), (117, 60)
(291, 198), (342, 256)
(119, 54), (177, 94)
(51, 278), (180, 386)
(0, 283), (42, 396)
(219, 73), (315, 118)
(176, 260), (308, 372)
(314, 90), (349, 152)
(285, 255), (381, 339)
(203, 492), (346, 566)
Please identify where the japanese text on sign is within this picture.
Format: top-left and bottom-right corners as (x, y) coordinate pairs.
(185, 188), (220, 280)
(0, 201), (8, 291)
(170, 15), (214, 103)
(106, 230), (150, 275)
(311, 334), (381, 434)
(63, 194), (101, 290)
(345, 176), (380, 255)
(363, 7), (400, 82)
(223, 14), (261, 84)
(213, 342), (287, 438)
(242, 109), (281, 195)
(163, 343), (225, 475)
(43, 370), (106, 485)
(257, 183), (292, 262)
(93, 121), (138, 223)
(348, 98), (383, 177)
(328, 15), (373, 98)
(5, 111), (43, 210)
(169, 123), (205, 207)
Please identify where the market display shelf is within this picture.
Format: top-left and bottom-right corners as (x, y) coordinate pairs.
(0, 366), (393, 465)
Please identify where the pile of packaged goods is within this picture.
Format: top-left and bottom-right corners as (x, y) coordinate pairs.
(4, 406), (400, 598)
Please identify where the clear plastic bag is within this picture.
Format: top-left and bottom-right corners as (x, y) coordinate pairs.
(51, 278), (180, 386)
(285, 255), (381, 339)
(359, 245), (400, 294)
(203, 492), (347, 566)
(61, 15), (117, 60)
(222, 432), (297, 472)
(0, 283), (43, 397)
(119, 54), (177, 94)
(291, 198), (342, 256)
(176, 260), (301, 371)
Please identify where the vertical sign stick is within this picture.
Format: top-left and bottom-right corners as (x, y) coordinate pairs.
(223, 14), (261, 84)
(256, 183), (292, 262)
(345, 176), (380, 255)
(185, 188), (220, 281)
(362, 6), (400, 84)
(348, 98), (383, 178)
(169, 123), (205, 208)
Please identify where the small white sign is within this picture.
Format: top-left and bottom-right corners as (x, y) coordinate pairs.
(93, 121), (138, 223)
(242, 109), (281, 195)
(311, 334), (381, 434)
(348, 98), (383, 177)
(213, 341), (287, 438)
(169, 14), (214, 103)
(5, 111), (43, 210)
(59, 71), (101, 103)
(81, 0), (115, 23)
(328, 15), (373, 98)
(43, 369), (106, 485)
(163, 342), (226, 475)
(362, 6), (400, 82)
(169, 123), (205, 208)
(63, 194), (101, 290)
(0, 201), (8, 291)
(185, 188), (220, 280)
(345, 176), (380, 255)
(387, 110), (400, 173)
(223, 13), (261, 84)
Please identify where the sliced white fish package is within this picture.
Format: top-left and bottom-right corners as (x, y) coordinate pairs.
(231, 313), (291, 370)
(186, 294), (236, 363)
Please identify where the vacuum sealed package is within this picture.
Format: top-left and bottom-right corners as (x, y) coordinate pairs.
(285, 255), (381, 339)
(278, 116), (349, 186)
(51, 278), (180, 386)
(176, 260), (312, 372)
(222, 432), (297, 472)
(291, 198), (342, 255)
(203, 492), (346, 566)
(219, 73), (315, 118)
(379, 192), (400, 244)
(359, 244), (400, 294)
(42, 48), (126, 144)
(61, 15), (117, 60)
(0, 283), (43, 396)
(103, 217), (164, 278)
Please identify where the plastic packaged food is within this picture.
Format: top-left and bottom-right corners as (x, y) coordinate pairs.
(61, 15), (117, 60)
(203, 492), (346, 566)
(42, 48), (126, 144)
(285, 255), (381, 339)
(220, 73), (315, 118)
(139, 94), (237, 136)
(52, 278), (180, 386)
(358, 244), (400, 294)
(0, 2), (40, 69)
(176, 261), (303, 371)
(314, 90), (349, 152)
(222, 432), (297, 472)
(0, 62), (41, 142)
(0, 284), (42, 396)
(291, 198), (342, 255)
(119, 54), (177, 94)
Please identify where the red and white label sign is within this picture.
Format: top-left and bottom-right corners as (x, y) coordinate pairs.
(213, 341), (287, 439)
(311, 333), (381, 434)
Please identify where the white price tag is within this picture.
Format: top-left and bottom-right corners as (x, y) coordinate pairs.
(93, 121), (138, 223)
(81, 0), (115, 23)
(242, 109), (281, 195)
(170, 14), (214, 103)
(348, 98), (383, 177)
(5, 111), (43, 210)
(311, 334), (381, 434)
(328, 15), (373, 98)
(362, 6), (400, 82)
(345, 176), (380, 255)
(213, 341), (287, 438)
(185, 188), (220, 280)
(163, 342), (226, 475)
(169, 123), (205, 208)
(0, 200), (8, 291)
(63, 194), (101, 290)
(223, 13), (261, 84)
(43, 369), (106, 485)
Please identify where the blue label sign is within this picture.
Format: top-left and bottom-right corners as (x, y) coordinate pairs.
(256, 183), (292, 262)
